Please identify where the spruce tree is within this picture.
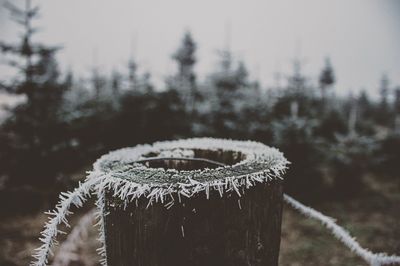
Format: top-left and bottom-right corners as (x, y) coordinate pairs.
(379, 74), (390, 108)
(173, 31), (196, 80)
(170, 31), (197, 114)
(111, 70), (122, 96)
(128, 57), (138, 90)
(376, 74), (392, 126)
(394, 87), (400, 133)
(287, 59), (308, 95)
(0, 0), (62, 100)
(318, 57), (335, 99)
(0, 0), (67, 186)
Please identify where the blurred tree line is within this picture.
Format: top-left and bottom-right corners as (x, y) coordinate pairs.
(0, 1), (399, 213)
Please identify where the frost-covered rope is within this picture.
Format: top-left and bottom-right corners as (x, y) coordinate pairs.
(31, 138), (400, 266)
(51, 209), (95, 266)
(31, 175), (100, 266)
(94, 187), (108, 266)
(284, 194), (400, 266)
(31, 138), (287, 266)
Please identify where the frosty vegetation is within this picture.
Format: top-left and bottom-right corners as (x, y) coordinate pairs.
(0, 3), (399, 214)
(0, 1), (399, 208)
(0, 2), (399, 265)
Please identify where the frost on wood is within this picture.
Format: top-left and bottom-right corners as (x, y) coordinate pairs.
(31, 138), (288, 266)
(31, 137), (400, 266)
(94, 138), (288, 186)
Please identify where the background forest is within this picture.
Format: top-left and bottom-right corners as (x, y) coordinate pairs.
(0, 1), (399, 265)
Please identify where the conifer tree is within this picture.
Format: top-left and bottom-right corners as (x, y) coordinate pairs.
(208, 49), (258, 137)
(0, 0), (67, 186)
(173, 31), (196, 81)
(111, 70), (122, 96)
(90, 66), (107, 99)
(379, 74), (390, 108)
(287, 59), (308, 95)
(394, 87), (400, 133)
(170, 31), (197, 114)
(128, 57), (138, 90)
(318, 57), (335, 99)
(376, 74), (392, 126)
(0, 0), (62, 100)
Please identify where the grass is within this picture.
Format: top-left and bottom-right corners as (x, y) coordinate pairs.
(279, 174), (400, 266)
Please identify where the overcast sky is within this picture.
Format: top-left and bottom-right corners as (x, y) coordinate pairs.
(1, 0), (400, 97)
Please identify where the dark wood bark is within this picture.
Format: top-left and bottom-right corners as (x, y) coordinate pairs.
(104, 180), (283, 266)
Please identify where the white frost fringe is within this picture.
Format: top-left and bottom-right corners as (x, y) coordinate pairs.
(32, 178), (400, 266)
(32, 171), (283, 266)
(31, 138), (400, 266)
(284, 194), (400, 266)
(31, 176), (98, 266)
(51, 209), (95, 266)
(94, 187), (108, 266)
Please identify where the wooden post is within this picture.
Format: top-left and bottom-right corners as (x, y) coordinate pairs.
(103, 148), (284, 266)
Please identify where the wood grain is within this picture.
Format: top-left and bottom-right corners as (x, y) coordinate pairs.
(104, 180), (283, 266)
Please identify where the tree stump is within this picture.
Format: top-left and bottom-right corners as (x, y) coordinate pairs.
(96, 138), (288, 266)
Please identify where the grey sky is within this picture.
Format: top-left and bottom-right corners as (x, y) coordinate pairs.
(1, 0), (400, 97)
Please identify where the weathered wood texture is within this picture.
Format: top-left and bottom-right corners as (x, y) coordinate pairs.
(104, 180), (283, 266)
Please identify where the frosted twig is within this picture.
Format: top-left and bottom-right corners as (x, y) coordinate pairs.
(284, 194), (400, 266)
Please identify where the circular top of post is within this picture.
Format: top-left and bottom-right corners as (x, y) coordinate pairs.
(91, 138), (288, 201)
